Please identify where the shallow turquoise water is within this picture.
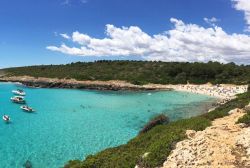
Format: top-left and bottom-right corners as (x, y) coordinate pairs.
(0, 82), (216, 168)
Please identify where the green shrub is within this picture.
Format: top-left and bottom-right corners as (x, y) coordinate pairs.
(237, 113), (250, 126)
(237, 108), (250, 126)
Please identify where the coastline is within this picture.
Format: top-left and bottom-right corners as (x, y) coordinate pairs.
(0, 76), (247, 100)
(1, 76), (249, 167)
(0, 76), (162, 91)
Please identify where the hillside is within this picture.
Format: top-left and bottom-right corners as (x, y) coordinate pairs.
(1, 61), (250, 85)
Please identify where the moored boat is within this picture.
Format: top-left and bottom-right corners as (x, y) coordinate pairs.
(20, 105), (35, 112)
(11, 96), (26, 104)
(12, 89), (26, 96)
(2, 115), (10, 123)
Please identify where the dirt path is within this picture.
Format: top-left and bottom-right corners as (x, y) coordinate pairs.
(162, 108), (250, 168)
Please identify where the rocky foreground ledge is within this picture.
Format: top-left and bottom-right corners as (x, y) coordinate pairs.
(161, 106), (250, 168)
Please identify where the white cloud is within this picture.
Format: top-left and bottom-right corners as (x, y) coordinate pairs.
(232, 0), (250, 32)
(72, 31), (91, 44)
(204, 17), (219, 27)
(60, 33), (70, 39)
(46, 18), (250, 64)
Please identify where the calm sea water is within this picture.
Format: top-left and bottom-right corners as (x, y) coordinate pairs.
(0, 82), (216, 168)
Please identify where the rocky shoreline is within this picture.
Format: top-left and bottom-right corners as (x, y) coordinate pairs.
(0, 76), (166, 91)
(0, 76), (247, 100)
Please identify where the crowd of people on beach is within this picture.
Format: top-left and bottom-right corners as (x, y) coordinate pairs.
(168, 84), (248, 100)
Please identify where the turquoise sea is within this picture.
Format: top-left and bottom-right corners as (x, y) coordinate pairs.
(0, 82), (216, 168)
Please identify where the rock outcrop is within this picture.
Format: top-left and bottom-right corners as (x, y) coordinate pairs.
(0, 76), (162, 91)
(162, 108), (250, 168)
(139, 114), (169, 134)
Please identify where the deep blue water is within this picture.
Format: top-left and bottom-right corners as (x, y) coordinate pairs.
(0, 82), (216, 168)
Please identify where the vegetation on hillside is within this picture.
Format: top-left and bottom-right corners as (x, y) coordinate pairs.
(237, 111), (250, 126)
(64, 90), (250, 168)
(237, 105), (250, 126)
(2, 61), (250, 85)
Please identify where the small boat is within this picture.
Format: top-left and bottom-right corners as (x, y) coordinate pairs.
(20, 105), (35, 112)
(2, 115), (10, 123)
(10, 96), (26, 104)
(12, 89), (26, 96)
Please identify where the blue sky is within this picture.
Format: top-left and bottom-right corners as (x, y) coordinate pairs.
(0, 0), (249, 68)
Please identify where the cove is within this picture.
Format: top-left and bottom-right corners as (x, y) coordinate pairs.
(0, 82), (216, 168)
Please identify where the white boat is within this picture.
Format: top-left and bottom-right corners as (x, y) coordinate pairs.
(12, 89), (26, 96)
(2, 115), (10, 122)
(20, 105), (35, 112)
(11, 96), (26, 104)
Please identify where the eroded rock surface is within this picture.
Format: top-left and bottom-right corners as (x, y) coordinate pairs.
(162, 108), (250, 168)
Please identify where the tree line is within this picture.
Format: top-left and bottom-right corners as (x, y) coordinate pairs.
(2, 60), (250, 85)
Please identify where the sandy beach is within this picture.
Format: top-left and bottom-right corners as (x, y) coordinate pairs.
(154, 84), (248, 100)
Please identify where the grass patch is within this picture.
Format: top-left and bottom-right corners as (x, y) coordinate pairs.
(64, 91), (250, 168)
(237, 113), (250, 126)
(237, 107), (250, 126)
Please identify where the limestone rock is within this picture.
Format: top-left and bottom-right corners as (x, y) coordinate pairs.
(162, 108), (250, 168)
(186, 130), (196, 139)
